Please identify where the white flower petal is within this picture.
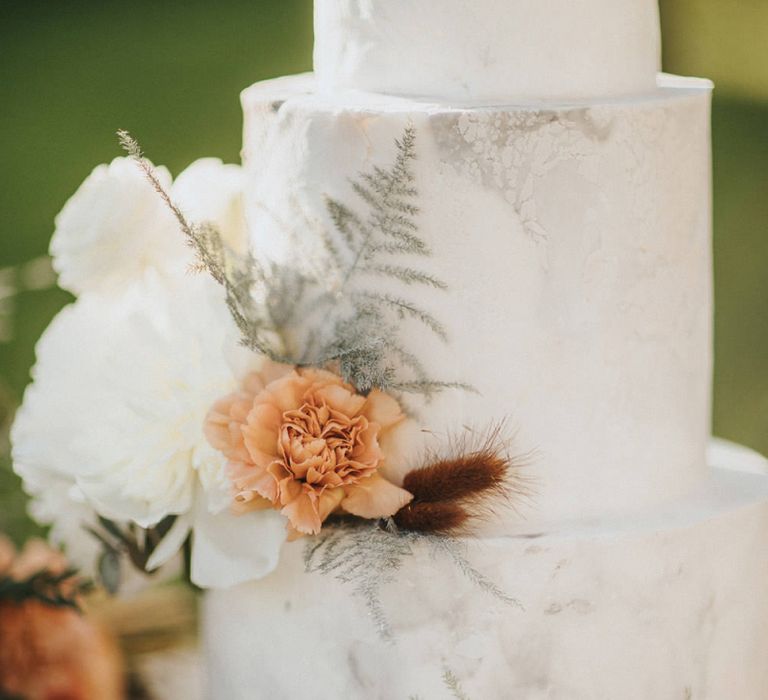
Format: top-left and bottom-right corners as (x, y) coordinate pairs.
(50, 157), (191, 295)
(190, 500), (286, 589)
(193, 442), (234, 516)
(172, 158), (248, 255)
(25, 480), (102, 576)
(146, 513), (193, 572)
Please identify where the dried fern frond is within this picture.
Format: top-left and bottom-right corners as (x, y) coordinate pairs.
(443, 668), (472, 700)
(304, 520), (416, 642)
(393, 423), (532, 535)
(316, 125), (466, 397)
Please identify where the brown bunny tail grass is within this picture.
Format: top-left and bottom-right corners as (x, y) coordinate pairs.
(393, 501), (469, 534)
(393, 422), (532, 535)
(401, 447), (509, 504)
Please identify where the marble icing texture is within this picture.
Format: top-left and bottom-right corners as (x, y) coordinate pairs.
(313, 0), (661, 101)
(204, 443), (768, 699)
(204, 5), (768, 697)
(241, 74), (714, 530)
(205, 4), (767, 698)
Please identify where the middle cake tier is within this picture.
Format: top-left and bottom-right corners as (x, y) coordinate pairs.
(240, 74), (713, 530)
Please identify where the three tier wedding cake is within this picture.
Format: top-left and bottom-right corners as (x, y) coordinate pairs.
(10, 1), (768, 699)
(202, 1), (768, 698)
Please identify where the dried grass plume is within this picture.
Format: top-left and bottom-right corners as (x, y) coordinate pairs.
(393, 423), (532, 534)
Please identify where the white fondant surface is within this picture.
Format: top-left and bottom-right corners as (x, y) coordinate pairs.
(204, 443), (768, 699)
(241, 74), (714, 529)
(313, 0), (661, 101)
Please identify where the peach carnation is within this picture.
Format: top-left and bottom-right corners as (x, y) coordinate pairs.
(205, 363), (413, 537)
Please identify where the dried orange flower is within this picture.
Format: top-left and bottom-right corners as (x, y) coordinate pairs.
(0, 537), (123, 700)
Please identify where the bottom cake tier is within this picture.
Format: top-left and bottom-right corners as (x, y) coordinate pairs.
(203, 441), (768, 700)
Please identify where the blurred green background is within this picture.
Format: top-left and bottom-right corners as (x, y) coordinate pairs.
(0, 0), (766, 543)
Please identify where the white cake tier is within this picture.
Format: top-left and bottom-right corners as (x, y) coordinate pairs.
(241, 74), (713, 529)
(204, 442), (768, 699)
(313, 0), (661, 101)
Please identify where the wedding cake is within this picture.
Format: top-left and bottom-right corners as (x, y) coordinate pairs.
(9, 0), (768, 698)
(202, 1), (768, 698)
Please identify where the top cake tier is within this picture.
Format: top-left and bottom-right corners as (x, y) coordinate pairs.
(314, 0), (662, 101)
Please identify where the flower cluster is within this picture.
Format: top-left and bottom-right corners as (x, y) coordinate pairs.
(11, 128), (514, 597)
(11, 151), (416, 590)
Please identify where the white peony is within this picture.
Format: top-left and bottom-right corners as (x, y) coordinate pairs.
(172, 158), (249, 255)
(12, 273), (286, 587)
(14, 156), (287, 588)
(50, 156), (250, 297)
(50, 157), (191, 296)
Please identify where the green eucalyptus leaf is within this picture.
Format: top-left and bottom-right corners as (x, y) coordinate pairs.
(98, 547), (121, 595)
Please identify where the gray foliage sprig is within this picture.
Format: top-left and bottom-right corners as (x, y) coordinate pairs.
(119, 128), (468, 399)
(304, 520), (415, 642)
(303, 519), (520, 643)
(442, 669), (473, 700)
(408, 670), (474, 700)
(429, 535), (524, 611)
(305, 126), (469, 397)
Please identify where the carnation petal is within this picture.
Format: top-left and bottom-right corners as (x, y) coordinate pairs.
(266, 373), (307, 413)
(341, 473), (413, 519)
(315, 384), (366, 416)
(318, 487), (345, 522)
(281, 491), (321, 535)
(242, 404), (281, 458)
(285, 523), (310, 542)
(363, 390), (405, 431)
(299, 368), (349, 389)
(351, 421), (384, 466)
(204, 395), (243, 455)
(230, 460), (279, 505)
(257, 360), (296, 386)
